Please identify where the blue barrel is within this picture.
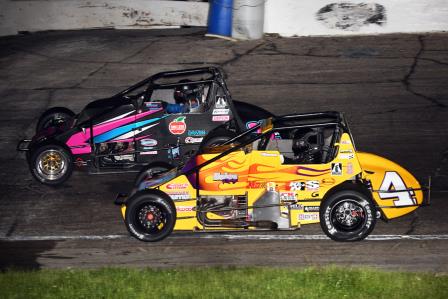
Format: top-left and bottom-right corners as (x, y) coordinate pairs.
(208, 0), (233, 37)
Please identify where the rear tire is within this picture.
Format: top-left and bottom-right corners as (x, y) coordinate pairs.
(125, 191), (176, 242)
(30, 144), (73, 186)
(320, 190), (376, 242)
(134, 162), (173, 189)
(199, 129), (237, 152)
(36, 107), (75, 133)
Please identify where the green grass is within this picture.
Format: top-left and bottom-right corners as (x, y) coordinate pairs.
(0, 266), (447, 299)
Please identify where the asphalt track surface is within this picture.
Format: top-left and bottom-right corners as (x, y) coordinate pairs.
(0, 28), (447, 272)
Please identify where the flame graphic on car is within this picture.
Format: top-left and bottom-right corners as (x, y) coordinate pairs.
(197, 152), (331, 192)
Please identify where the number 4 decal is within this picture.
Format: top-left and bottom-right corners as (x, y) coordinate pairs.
(378, 171), (416, 206)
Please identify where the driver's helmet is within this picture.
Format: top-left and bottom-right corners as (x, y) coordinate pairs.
(173, 79), (204, 112)
(174, 79), (195, 104)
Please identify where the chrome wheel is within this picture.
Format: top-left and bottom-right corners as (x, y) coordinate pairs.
(330, 198), (368, 233)
(36, 149), (68, 181)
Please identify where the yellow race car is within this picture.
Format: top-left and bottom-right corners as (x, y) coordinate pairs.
(115, 112), (429, 242)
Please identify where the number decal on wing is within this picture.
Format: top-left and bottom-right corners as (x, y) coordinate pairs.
(378, 171), (416, 206)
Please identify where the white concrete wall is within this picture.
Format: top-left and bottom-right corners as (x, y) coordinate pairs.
(0, 0), (209, 36)
(264, 0), (448, 36)
(1, 0), (448, 37)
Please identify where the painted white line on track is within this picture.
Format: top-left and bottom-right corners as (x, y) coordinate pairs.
(200, 234), (448, 241)
(1, 234), (448, 241)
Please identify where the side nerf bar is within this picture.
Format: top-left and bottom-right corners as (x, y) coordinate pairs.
(17, 139), (31, 151)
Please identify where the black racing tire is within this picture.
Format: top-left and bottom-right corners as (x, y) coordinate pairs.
(134, 162), (173, 189)
(320, 190), (376, 242)
(30, 144), (73, 186)
(36, 107), (76, 133)
(199, 129), (237, 152)
(125, 191), (176, 242)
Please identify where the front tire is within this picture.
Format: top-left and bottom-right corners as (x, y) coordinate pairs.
(125, 191), (176, 242)
(30, 144), (73, 186)
(320, 190), (376, 242)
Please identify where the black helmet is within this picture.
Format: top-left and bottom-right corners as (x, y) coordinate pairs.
(174, 79), (195, 104)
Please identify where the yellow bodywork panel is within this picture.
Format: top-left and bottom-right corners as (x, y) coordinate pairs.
(357, 152), (423, 219)
(121, 132), (423, 230)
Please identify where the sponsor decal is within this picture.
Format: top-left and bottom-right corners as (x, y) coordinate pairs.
(140, 138), (158, 147)
(215, 97), (228, 108)
(176, 205), (194, 212)
(311, 192), (320, 198)
(280, 192), (297, 202)
(267, 182), (277, 192)
(341, 140), (351, 145)
(331, 163), (343, 176)
(261, 152), (278, 157)
(185, 136), (203, 144)
(212, 115), (230, 122)
(166, 183), (188, 190)
(289, 181), (305, 191)
(290, 204), (303, 210)
(188, 129), (207, 136)
(347, 162), (354, 175)
(248, 181), (266, 189)
(306, 180), (320, 191)
(169, 116), (186, 135)
(321, 178), (336, 186)
(213, 172), (238, 184)
(340, 149), (353, 154)
(168, 146), (180, 160)
(298, 214), (319, 221)
(339, 153), (354, 159)
(212, 108), (230, 115)
(304, 206), (320, 213)
(169, 192), (191, 200)
(144, 101), (162, 109)
(140, 150), (158, 155)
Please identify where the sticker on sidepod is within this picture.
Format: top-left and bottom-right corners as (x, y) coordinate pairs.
(176, 206), (194, 212)
(212, 115), (230, 122)
(280, 192), (297, 202)
(140, 150), (158, 155)
(339, 153), (354, 159)
(166, 183), (188, 190)
(212, 108), (229, 115)
(185, 137), (203, 144)
(304, 206), (320, 213)
(144, 101), (162, 110)
(215, 97), (228, 108)
(331, 163), (343, 176)
(298, 214), (319, 221)
(305, 181), (320, 191)
(140, 138), (158, 147)
(321, 178), (336, 186)
(169, 192), (191, 200)
(213, 173), (238, 184)
(169, 117), (186, 135)
(188, 129), (206, 136)
(289, 182), (305, 191)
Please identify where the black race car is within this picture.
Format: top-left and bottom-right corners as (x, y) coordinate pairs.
(17, 67), (272, 186)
